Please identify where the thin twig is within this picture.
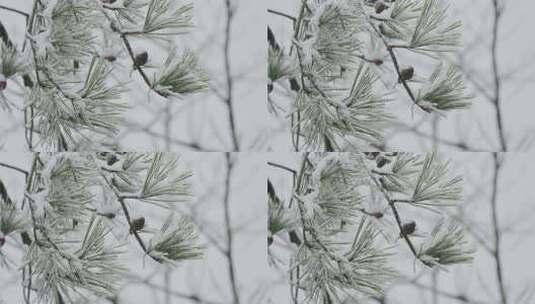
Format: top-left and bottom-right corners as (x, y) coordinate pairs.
(120, 33), (167, 98)
(267, 161), (297, 176)
(98, 170), (162, 263)
(0, 5), (29, 20)
(21, 154), (40, 302)
(118, 197), (155, 258)
(490, 1), (507, 151)
(490, 153), (507, 304)
(405, 278), (489, 304)
(368, 20), (429, 113)
(0, 162), (29, 177)
(267, 9), (296, 22)
(369, 171), (420, 260)
(123, 120), (211, 151)
(386, 46), (427, 112)
(389, 121), (476, 151)
(290, 0), (309, 151)
(388, 199), (419, 257)
(223, 0), (240, 151)
(124, 273), (224, 304)
(223, 153), (240, 304)
(98, 9), (166, 98)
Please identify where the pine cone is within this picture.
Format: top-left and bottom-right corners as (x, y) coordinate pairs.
(376, 155), (390, 168)
(371, 212), (384, 219)
(23, 74), (33, 87)
(400, 221), (416, 237)
(100, 212), (116, 219)
(21, 231), (32, 246)
(106, 153), (120, 166)
(399, 67), (414, 83)
(372, 58), (383, 66)
(103, 55), (116, 62)
(289, 78), (300, 92)
(288, 230), (302, 246)
(134, 51), (148, 67)
(130, 217), (145, 234)
(375, 1), (388, 14)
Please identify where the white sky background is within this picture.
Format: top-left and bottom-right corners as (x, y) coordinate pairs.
(267, 0), (535, 152)
(1, 0), (533, 152)
(267, 152), (535, 303)
(0, 0), (534, 303)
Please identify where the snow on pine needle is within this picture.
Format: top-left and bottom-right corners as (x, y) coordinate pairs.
(268, 152), (474, 303)
(268, 0), (472, 151)
(0, 0), (208, 151)
(0, 152), (203, 303)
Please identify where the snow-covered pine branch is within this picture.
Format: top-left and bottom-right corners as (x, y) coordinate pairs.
(268, 152), (474, 303)
(0, 0), (208, 151)
(0, 152), (202, 303)
(268, 0), (472, 151)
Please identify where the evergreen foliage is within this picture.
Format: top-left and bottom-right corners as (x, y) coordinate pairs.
(268, 0), (472, 151)
(268, 152), (474, 303)
(0, 0), (208, 151)
(418, 218), (474, 267)
(0, 153), (202, 303)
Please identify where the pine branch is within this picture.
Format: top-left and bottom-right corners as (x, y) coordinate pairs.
(270, 0), (471, 150)
(120, 33), (166, 97)
(369, 22), (427, 113)
(371, 173), (420, 258)
(1, 153), (203, 302)
(418, 219), (474, 267)
(121, 196), (160, 260)
(97, 165), (164, 264)
(0, 0), (207, 150)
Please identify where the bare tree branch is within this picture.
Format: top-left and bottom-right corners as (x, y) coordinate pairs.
(490, 1), (507, 151)
(223, 153), (240, 304)
(490, 153), (507, 304)
(223, 0), (240, 151)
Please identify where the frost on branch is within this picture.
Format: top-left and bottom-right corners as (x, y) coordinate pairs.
(148, 213), (203, 264)
(268, 152), (474, 303)
(268, 0), (472, 151)
(152, 50), (209, 97)
(0, 153), (202, 303)
(0, 0), (208, 151)
(418, 219), (474, 267)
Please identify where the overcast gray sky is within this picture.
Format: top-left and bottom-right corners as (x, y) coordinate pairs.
(1, 0), (534, 303)
(267, 152), (535, 303)
(267, 0), (535, 152)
